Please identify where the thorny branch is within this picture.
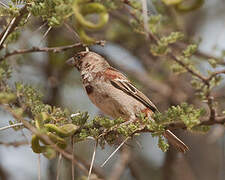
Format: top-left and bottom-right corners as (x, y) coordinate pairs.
(0, 41), (105, 62)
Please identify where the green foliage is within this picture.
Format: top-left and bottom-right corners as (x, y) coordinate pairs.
(28, 0), (74, 26)
(170, 44), (199, 75)
(158, 135), (169, 152)
(183, 44), (198, 57)
(191, 75), (222, 100)
(0, 3), (19, 17)
(27, 0), (109, 44)
(0, 92), (16, 104)
(71, 112), (89, 126)
(150, 32), (184, 56)
(148, 15), (162, 34)
(0, 61), (11, 82)
(153, 103), (206, 130)
(208, 59), (218, 68)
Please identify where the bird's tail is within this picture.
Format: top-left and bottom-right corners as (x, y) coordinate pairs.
(163, 130), (189, 153)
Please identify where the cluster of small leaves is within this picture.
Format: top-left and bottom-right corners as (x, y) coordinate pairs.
(158, 135), (169, 152)
(0, 61), (11, 82)
(150, 32), (184, 56)
(71, 111), (89, 126)
(148, 15), (162, 34)
(191, 75), (222, 100)
(15, 83), (47, 114)
(183, 44), (198, 57)
(136, 113), (169, 152)
(28, 0), (74, 26)
(0, 62), (16, 104)
(0, 3), (20, 17)
(117, 122), (141, 137)
(153, 103), (206, 131)
(170, 44), (199, 74)
(208, 59), (218, 68)
(72, 115), (127, 146)
(4, 30), (21, 44)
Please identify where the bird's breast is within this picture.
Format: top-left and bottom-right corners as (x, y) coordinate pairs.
(86, 78), (147, 120)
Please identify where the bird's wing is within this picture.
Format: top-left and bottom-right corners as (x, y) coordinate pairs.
(106, 68), (158, 113)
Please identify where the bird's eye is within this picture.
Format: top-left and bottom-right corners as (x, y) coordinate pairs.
(77, 55), (82, 60)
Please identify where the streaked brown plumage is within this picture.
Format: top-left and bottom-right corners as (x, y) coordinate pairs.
(67, 51), (189, 153)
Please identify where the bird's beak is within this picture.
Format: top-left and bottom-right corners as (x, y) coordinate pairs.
(66, 57), (75, 66)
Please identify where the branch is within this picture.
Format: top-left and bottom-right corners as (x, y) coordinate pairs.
(0, 140), (28, 147)
(206, 69), (225, 81)
(167, 52), (208, 83)
(0, 41), (105, 62)
(163, 115), (225, 131)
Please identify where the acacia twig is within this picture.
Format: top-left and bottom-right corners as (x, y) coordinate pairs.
(0, 41), (105, 62)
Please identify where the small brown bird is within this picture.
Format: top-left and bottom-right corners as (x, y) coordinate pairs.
(67, 51), (189, 153)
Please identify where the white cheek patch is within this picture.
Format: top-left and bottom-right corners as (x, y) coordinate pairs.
(81, 71), (94, 82)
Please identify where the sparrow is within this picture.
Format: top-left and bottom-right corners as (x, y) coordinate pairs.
(67, 51), (189, 153)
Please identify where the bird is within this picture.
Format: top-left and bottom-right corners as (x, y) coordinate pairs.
(66, 50), (189, 153)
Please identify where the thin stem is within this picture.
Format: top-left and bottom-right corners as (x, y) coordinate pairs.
(0, 41), (105, 61)
(0, 1), (9, 8)
(0, 17), (16, 46)
(0, 140), (28, 147)
(39, 26), (52, 46)
(87, 140), (98, 180)
(0, 123), (23, 131)
(101, 137), (129, 167)
(64, 23), (80, 41)
(38, 154), (41, 180)
(207, 69), (225, 82)
(56, 154), (62, 180)
(140, 0), (149, 39)
(71, 136), (75, 180)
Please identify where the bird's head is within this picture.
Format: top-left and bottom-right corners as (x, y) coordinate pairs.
(66, 51), (109, 72)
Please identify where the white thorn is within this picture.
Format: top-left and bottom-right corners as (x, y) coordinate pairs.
(70, 113), (80, 118)
(0, 123), (23, 131)
(100, 137), (129, 167)
(87, 141), (98, 180)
